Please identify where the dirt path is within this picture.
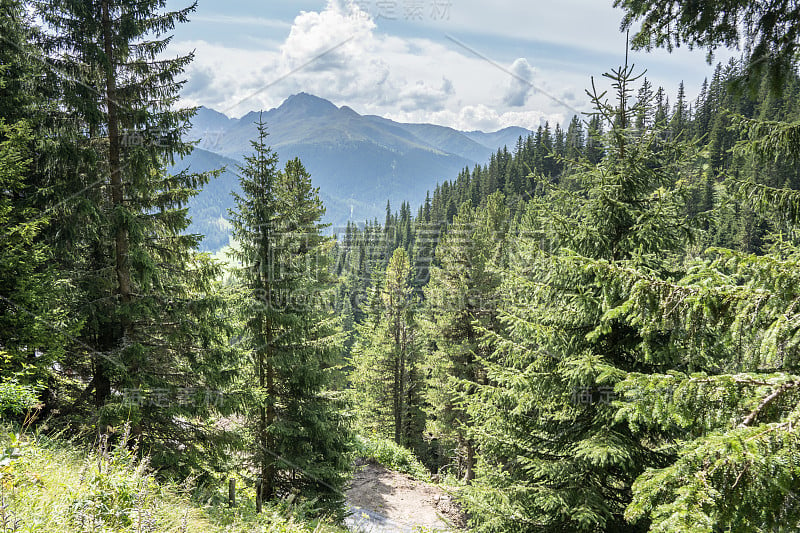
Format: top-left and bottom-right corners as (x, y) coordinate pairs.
(345, 463), (463, 532)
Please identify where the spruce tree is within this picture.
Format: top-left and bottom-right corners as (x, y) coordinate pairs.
(566, 115), (586, 160)
(463, 62), (701, 532)
(618, 0), (800, 91)
(422, 193), (508, 481)
(0, 0), (69, 404)
(607, 4), (800, 527)
(349, 277), (396, 437)
(350, 247), (424, 447)
(589, 135), (800, 531)
(671, 80), (689, 136)
(0, 112), (67, 409)
(35, 0), (236, 472)
(229, 119), (351, 513)
(635, 78), (654, 131)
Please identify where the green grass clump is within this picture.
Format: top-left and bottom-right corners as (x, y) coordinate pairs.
(354, 435), (430, 481)
(0, 425), (346, 532)
(0, 380), (40, 416)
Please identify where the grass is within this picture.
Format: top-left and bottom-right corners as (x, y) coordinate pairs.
(0, 423), (347, 533)
(353, 435), (431, 481)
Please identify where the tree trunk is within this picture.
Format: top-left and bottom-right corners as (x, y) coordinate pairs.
(393, 351), (401, 444)
(95, 312), (117, 408)
(258, 344), (269, 505)
(393, 311), (403, 445)
(101, 0), (132, 308)
(398, 322), (407, 446)
(98, 0), (130, 412)
(259, 245), (276, 503)
(264, 357), (275, 499)
(464, 440), (475, 484)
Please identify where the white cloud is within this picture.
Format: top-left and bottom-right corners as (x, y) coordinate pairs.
(397, 78), (454, 112)
(280, 1), (376, 70)
(174, 41), (282, 115)
(175, 0), (594, 131)
(503, 58), (535, 107)
(414, 105), (563, 132)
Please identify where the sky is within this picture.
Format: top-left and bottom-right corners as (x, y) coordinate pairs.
(168, 0), (738, 132)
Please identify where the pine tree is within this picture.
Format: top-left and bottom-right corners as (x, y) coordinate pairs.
(591, 150), (800, 531)
(229, 119), (352, 513)
(635, 77), (654, 131)
(609, 6), (800, 525)
(349, 277), (396, 437)
(422, 193), (508, 481)
(463, 61), (701, 532)
(566, 115), (585, 160)
(585, 114), (605, 163)
(350, 248), (423, 447)
(35, 0), (236, 472)
(693, 78), (712, 137)
(0, 112), (67, 410)
(653, 86), (668, 126)
(0, 0), (70, 406)
(618, 0), (800, 91)
(671, 81), (689, 137)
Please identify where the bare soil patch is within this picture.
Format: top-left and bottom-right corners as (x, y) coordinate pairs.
(345, 462), (464, 532)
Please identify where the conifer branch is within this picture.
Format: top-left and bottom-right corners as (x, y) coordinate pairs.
(728, 175), (800, 224)
(740, 380), (800, 427)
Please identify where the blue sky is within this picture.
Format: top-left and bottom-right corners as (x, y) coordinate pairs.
(168, 0), (737, 131)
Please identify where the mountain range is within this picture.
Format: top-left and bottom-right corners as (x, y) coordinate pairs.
(172, 93), (530, 250)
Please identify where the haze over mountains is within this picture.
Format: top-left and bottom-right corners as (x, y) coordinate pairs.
(174, 92), (529, 250)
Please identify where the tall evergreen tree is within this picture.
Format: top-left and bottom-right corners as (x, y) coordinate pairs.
(585, 126), (800, 532)
(463, 61), (700, 532)
(618, 0), (800, 91)
(0, 112), (67, 409)
(693, 78), (712, 137)
(35, 0), (236, 472)
(350, 248), (424, 447)
(423, 193), (508, 481)
(671, 80), (689, 136)
(566, 114), (586, 160)
(229, 119), (351, 513)
(0, 0), (69, 404)
(635, 77), (655, 131)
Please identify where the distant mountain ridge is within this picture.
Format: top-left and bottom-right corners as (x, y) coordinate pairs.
(174, 93), (531, 250)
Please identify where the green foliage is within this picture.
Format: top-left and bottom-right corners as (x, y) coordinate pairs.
(7, 0), (800, 529)
(336, 49), (800, 533)
(502, 49), (800, 529)
(354, 435), (430, 481)
(22, 0), (238, 475)
(729, 168), (800, 228)
(733, 115), (800, 163)
(625, 426), (800, 532)
(422, 193), (508, 480)
(0, 425), (347, 532)
(460, 60), (701, 532)
(617, 0), (800, 92)
(0, 84), (69, 410)
(229, 117), (352, 515)
(0, 379), (41, 417)
(575, 241), (800, 529)
(349, 248), (425, 450)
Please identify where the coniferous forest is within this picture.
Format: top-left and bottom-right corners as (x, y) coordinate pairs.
(3, 0), (800, 531)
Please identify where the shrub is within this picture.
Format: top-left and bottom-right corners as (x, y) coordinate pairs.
(0, 379), (40, 416)
(354, 434), (430, 481)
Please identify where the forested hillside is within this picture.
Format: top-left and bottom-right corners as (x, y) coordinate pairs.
(327, 45), (800, 533)
(177, 95), (530, 250)
(3, 0), (800, 532)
